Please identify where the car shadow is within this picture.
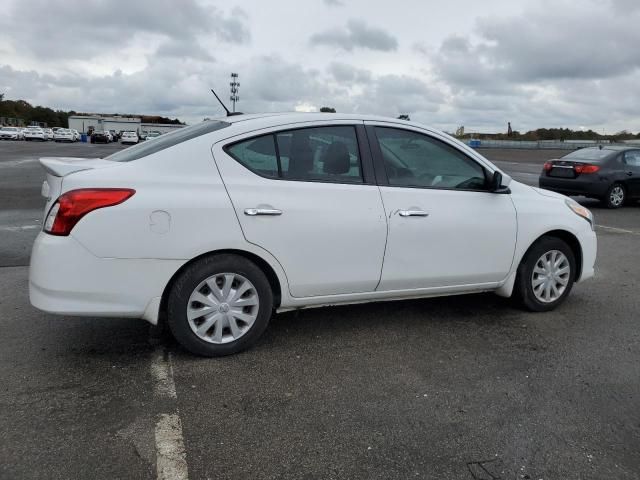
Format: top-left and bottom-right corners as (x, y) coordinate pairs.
(169, 292), (538, 360)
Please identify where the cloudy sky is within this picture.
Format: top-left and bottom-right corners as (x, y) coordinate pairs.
(1, 0), (639, 133)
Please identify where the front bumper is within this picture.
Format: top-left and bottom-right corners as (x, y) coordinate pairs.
(578, 227), (597, 282)
(29, 232), (185, 323)
(539, 175), (609, 198)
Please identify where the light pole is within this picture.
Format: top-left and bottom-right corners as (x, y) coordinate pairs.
(230, 73), (240, 113)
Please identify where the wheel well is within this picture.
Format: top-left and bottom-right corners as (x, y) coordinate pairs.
(526, 230), (583, 280)
(158, 249), (283, 326)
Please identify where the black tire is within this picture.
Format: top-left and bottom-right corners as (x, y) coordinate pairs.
(513, 236), (576, 312)
(167, 254), (273, 356)
(603, 183), (626, 209)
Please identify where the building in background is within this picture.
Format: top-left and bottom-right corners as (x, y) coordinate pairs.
(68, 115), (185, 135)
(0, 116), (25, 127)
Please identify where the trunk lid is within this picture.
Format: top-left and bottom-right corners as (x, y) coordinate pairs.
(39, 157), (117, 220)
(544, 159), (595, 179)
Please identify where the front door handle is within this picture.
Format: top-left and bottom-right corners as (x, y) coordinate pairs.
(627, 171), (633, 176)
(398, 209), (429, 217)
(244, 208), (282, 216)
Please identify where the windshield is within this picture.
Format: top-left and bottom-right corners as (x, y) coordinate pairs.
(561, 148), (616, 162)
(106, 120), (230, 162)
(1, 127), (17, 131)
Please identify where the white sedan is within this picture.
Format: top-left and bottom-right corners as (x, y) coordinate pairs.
(120, 131), (139, 144)
(24, 127), (46, 141)
(29, 113), (597, 356)
(0, 126), (24, 140)
(53, 129), (75, 142)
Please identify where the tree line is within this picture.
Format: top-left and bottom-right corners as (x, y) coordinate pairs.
(461, 127), (640, 142)
(0, 94), (184, 127)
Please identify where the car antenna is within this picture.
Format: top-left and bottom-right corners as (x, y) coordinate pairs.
(210, 88), (243, 116)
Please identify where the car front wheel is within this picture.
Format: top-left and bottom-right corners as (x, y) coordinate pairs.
(513, 236), (576, 312)
(167, 254), (273, 356)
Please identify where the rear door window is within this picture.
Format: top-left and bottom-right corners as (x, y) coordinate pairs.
(225, 126), (364, 184)
(624, 150), (640, 167)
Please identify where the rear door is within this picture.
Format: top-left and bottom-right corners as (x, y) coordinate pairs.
(212, 122), (387, 298)
(623, 150), (640, 197)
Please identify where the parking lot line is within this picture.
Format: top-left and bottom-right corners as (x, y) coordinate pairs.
(595, 224), (639, 235)
(0, 158), (38, 168)
(155, 413), (189, 480)
(0, 224), (40, 232)
(151, 350), (189, 480)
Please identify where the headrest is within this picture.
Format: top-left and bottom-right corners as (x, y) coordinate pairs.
(323, 142), (350, 174)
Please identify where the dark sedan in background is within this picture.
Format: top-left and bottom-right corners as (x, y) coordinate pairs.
(539, 146), (640, 208)
(90, 131), (110, 144)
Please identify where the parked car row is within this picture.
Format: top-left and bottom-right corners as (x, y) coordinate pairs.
(1, 126), (164, 145)
(89, 130), (161, 144)
(0, 126), (81, 142)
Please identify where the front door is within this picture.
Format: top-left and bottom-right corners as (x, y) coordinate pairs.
(366, 124), (518, 291)
(213, 123), (387, 298)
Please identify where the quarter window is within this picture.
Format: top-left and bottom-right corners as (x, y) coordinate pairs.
(225, 126), (363, 184)
(374, 127), (488, 190)
(226, 135), (279, 178)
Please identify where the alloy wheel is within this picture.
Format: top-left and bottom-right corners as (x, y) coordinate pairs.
(609, 185), (625, 207)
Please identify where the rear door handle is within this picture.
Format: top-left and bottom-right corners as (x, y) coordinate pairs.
(627, 171), (633, 176)
(398, 209), (429, 217)
(244, 208), (282, 216)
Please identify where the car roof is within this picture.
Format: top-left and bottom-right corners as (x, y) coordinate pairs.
(580, 145), (638, 152)
(219, 112), (421, 129)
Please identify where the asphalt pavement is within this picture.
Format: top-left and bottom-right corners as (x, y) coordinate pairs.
(1, 141), (639, 480)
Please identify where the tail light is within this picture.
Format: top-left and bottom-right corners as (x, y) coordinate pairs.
(44, 188), (135, 236)
(574, 164), (600, 174)
(543, 162), (553, 172)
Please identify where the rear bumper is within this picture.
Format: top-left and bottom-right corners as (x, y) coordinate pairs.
(538, 175), (609, 198)
(29, 232), (185, 324)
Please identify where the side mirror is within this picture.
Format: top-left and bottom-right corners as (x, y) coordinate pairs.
(490, 171), (510, 194)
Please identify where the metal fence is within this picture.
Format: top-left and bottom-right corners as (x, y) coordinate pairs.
(462, 139), (617, 150)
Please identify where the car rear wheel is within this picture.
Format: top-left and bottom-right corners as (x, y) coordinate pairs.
(167, 254), (273, 356)
(513, 236), (576, 312)
(603, 183), (625, 209)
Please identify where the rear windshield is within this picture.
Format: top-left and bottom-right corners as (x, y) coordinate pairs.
(106, 120), (230, 162)
(561, 148), (616, 162)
